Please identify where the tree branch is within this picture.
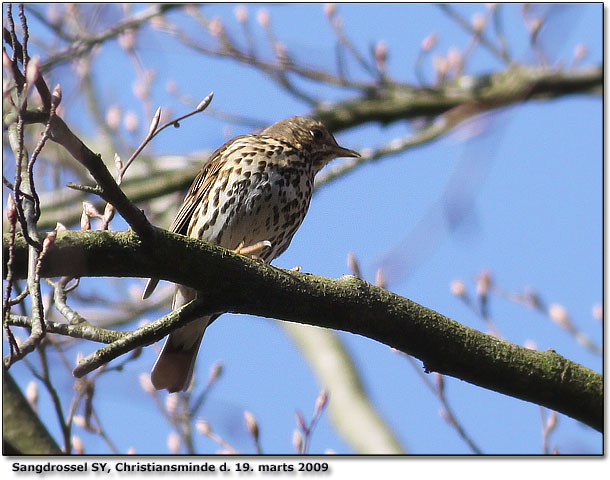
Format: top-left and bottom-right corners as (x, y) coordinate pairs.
(3, 229), (603, 433)
(22, 110), (153, 239)
(313, 65), (602, 131)
(3, 371), (62, 455)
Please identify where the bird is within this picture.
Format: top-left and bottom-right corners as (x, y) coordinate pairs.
(142, 116), (359, 392)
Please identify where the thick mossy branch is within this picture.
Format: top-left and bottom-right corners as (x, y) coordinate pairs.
(314, 65), (603, 131)
(2, 229), (603, 432)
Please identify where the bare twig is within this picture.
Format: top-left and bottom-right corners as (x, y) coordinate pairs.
(438, 4), (511, 64)
(119, 92), (214, 179)
(404, 355), (483, 454)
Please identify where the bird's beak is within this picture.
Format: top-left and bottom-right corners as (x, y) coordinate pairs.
(333, 145), (360, 158)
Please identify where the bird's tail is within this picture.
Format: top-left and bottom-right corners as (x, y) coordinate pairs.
(150, 285), (211, 392)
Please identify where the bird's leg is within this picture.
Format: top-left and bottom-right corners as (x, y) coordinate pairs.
(233, 240), (272, 259)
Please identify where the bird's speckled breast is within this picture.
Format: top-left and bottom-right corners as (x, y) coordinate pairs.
(188, 138), (316, 262)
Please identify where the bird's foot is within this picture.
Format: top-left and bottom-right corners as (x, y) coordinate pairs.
(234, 240), (272, 258)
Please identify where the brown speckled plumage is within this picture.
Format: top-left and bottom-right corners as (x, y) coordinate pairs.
(143, 116), (359, 392)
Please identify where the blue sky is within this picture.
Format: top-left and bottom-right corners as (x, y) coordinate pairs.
(4, 3), (602, 457)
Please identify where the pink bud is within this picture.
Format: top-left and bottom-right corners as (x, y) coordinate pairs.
(165, 393), (178, 414)
(375, 268), (386, 289)
(475, 269), (492, 297)
(548, 304), (570, 329)
(167, 432), (180, 454)
(234, 5), (248, 23)
(72, 435), (84, 454)
(123, 111), (139, 133)
(118, 29), (136, 51)
(196, 419), (212, 435)
(324, 3), (337, 19)
(26, 381), (38, 411)
(471, 12), (487, 33)
(6, 194), (16, 221)
(421, 32), (438, 52)
(244, 411), (259, 440)
(374, 40), (388, 71)
(208, 17), (224, 37)
(292, 429), (303, 453)
(73, 415), (86, 428)
(80, 211), (90, 231)
(257, 9), (270, 28)
(314, 390), (329, 416)
(450, 279), (466, 297)
(346, 252), (361, 278)
(105, 105), (121, 130)
(573, 44), (588, 61)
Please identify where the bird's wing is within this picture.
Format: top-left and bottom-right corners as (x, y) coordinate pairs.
(168, 135), (251, 235)
(143, 135), (251, 300)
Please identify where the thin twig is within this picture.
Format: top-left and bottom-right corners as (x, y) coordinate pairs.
(404, 355), (483, 454)
(438, 4), (511, 64)
(119, 92), (214, 179)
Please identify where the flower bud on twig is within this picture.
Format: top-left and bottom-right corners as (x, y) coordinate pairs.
(167, 432), (180, 454)
(292, 429), (303, 453)
(314, 390), (329, 416)
(324, 3), (337, 19)
(471, 12), (487, 33)
(196, 419), (212, 436)
(72, 436), (84, 454)
(234, 5), (248, 24)
(257, 9), (270, 29)
(548, 304), (570, 330)
(26, 381), (38, 411)
(450, 279), (466, 297)
(346, 252), (361, 278)
(80, 211), (90, 231)
(375, 268), (386, 289)
(374, 40), (388, 72)
(51, 84), (62, 107)
(421, 32), (438, 52)
(244, 411), (259, 441)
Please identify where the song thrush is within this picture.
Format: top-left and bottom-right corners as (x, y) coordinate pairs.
(143, 116), (359, 392)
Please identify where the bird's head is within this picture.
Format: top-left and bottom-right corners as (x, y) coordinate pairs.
(261, 116), (360, 170)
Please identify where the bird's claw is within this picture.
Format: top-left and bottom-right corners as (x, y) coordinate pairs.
(234, 240), (272, 257)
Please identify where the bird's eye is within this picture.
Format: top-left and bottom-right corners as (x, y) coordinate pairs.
(310, 129), (324, 140)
